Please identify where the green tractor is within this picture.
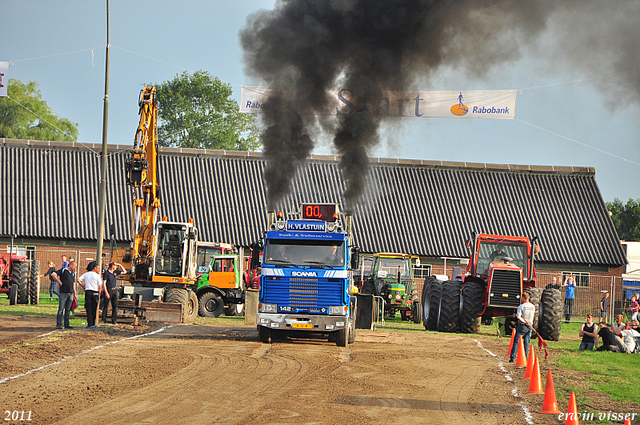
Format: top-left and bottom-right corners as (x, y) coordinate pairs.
(361, 253), (421, 322)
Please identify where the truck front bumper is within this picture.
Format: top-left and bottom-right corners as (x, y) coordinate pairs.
(257, 313), (348, 332)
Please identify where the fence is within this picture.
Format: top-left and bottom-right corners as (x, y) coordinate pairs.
(32, 249), (97, 297)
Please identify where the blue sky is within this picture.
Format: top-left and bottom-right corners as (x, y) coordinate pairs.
(2, 0), (639, 203)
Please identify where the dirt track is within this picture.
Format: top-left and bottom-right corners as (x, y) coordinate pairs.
(0, 317), (544, 424)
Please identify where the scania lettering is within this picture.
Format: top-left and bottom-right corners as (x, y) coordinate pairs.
(257, 204), (358, 347)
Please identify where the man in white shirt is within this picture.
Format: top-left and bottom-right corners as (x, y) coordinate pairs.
(620, 322), (640, 353)
(78, 261), (103, 329)
(509, 292), (536, 363)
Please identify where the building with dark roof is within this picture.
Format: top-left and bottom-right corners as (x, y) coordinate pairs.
(1, 138), (626, 288)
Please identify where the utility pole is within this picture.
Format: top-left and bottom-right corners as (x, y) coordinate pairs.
(96, 0), (110, 273)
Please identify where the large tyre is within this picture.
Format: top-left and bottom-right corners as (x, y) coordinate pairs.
(29, 260), (40, 305)
(186, 290), (198, 322)
(258, 325), (271, 343)
(504, 317), (517, 337)
(336, 327), (348, 347)
(224, 303), (245, 316)
(538, 288), (562, 341)
(524, 287), (543, 338)
(424, 278), (441, 331)
(460, 281), (484, 333)
(164, 287), (189, 322)
(412, 301), (422, 324)
(11, 261), (29, 304)
(9, 283), (18, 305)
(438, 280), (461, 333)
(348, 316), (356, 344)
(198, 292), (224, 318)
(362, 280), (376, 296)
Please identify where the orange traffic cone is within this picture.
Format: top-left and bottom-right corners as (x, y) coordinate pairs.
(515, 337), (527, 367)
(523, 345), (536, 379)
(565, 391), (579, 425)
(624, 418), (631, 425)
(539, 369), (561, 414)
(506, 328), (516, 356)
(526, 356), (544, 394)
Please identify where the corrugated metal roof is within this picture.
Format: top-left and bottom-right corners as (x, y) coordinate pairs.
(0, 138), (626, 266)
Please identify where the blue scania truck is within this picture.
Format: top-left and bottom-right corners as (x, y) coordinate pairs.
(257, 203), (357, 346)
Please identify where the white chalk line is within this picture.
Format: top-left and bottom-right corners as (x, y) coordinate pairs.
(0, 325), (173, 385)
(475, 339), (534, 425)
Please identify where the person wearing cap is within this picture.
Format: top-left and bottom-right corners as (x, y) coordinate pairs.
(579, 313), (598, 351)
(78, 261), (103, 328)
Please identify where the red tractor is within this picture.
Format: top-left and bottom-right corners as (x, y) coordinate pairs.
(422, 233), (562, 341)
(0, 235), (40, 305)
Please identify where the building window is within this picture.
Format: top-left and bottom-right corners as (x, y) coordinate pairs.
(413, 264), (432, 279)
(562, 272), (590, 288)
(26, 246), (36, 260)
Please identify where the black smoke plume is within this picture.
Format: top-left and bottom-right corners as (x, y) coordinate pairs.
(240, 0), (640, 210)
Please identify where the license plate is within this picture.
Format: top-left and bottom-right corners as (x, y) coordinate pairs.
(292, 323), (312, 329)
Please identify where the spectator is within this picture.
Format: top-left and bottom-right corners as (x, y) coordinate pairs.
(102, 262), (125, 324)
(579, 313), (598, 351)
(61, 255), (69, 269)
(546, 276), (561, 290)
(43, 261), (59, 300)
(631, 294), (640, 322)
(563, 274), (577, 323)
(509, 292), (535, 363)
(600, 292), (610, 321)
(52, 261), (78, 330)
(78, 261), (102, 329)
(595, 322), (623, 352)
(620, 322), (640, 353)
(612, 314), (626, 337)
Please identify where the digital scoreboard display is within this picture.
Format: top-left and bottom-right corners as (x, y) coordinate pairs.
(301, 203), (337, 222)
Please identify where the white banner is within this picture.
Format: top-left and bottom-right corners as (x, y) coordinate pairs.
(240, 86), (517, 119)
(0, 62), (8, 97)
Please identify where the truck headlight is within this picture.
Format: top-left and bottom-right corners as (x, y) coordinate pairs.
(260, 303), (278, 313)
(328, 305), (347, 315)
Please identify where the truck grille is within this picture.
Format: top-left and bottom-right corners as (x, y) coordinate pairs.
(263, 277), (344, 310)
(488, 269), (522, 308)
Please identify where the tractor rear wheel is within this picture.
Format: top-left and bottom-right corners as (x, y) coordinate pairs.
(538, 288), (562, 341)
(164, 287), (189, 322)
(11, 261), (29, 304)
(9, 284), (18, 305)
(424, 278), (441, 331)
(460, 281), (484, 333)
(198, 292), (224, 318)
(225, 303), (245, 316)
(412, 301), (422, 324)
(438, 280), (461, 333)
(29, 260), (40, 305)
(523, 287), (543, 338)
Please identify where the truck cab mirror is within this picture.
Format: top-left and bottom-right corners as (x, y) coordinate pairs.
(350, 247), (359, 269)
(189, 230), (197, 240)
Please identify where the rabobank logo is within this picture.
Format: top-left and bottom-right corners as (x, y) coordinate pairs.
(450, 92), (469, 116)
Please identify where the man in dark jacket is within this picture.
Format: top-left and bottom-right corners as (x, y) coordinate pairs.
(52, 261), (78, 330)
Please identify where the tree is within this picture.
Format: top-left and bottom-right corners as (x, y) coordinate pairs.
(607, 198), (640, 241)
(0, 79), (78, 142)
(152, 71), (260, 151)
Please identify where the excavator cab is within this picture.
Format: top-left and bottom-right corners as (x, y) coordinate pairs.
(153, 222), (198, 280)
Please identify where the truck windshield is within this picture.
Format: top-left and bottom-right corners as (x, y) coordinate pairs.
(476, 241), (528, 277)
(264, 240), (345, 268)
(377, 257), (412, 279)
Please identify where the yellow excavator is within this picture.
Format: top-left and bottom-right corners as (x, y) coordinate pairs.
(121, 86), (199, 322)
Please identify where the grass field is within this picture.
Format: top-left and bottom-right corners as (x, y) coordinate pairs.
(2, 296), (638, 408)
